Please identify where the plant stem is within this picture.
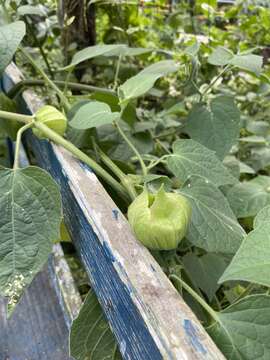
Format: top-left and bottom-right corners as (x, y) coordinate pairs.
(113, 55), (122, 91)
(99, 150), (137, 200)
(200, 64), (232, 100)
(0, 110), (33, 124)
(13, 122), (34, 169)
(19, 46), (71, 112)
(114, 121), (148, 176)
(169, 274), (219, 322)
(7, 79), (116, 99)
(147, 155), (170, 170)
(33, 122), (130, 202)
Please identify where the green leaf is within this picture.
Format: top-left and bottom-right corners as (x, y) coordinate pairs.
(182, 253), (228, 301)
(219, 210), (270, 287)
(70, 290), (121, 360)
(208, 295), (270, 360)
(118, 60), (179, 103)
(185, 96), (240, 159)
(254, 205), (270, 228)
(70, 101), (120, 130)
(17, 5), (46, 17)
(230, 54), (263, 75)
(208, 46), (234, 66)
(62, 44), (126, 70)
(167, 139), (237, 187)
(227, 176), (270, 218)
(180, 176), (245, 253)
(0, 166), (62, 311)
(0, 21), (26, 75)
(208, 46), (263, 74)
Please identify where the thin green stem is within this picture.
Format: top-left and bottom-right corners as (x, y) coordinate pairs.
(200, 64), (232, 100)
(13, 122), (34, 169)
(114, 121), (148, 176)
(0, 110), (33, 124)
(147, 155), (170, 171)
(7, 79), (116, 99)
(99, 150), (137, 200)
(19, 46), (71, 112)
(33, 122), (130, 202)
(233, 283), (256, 303)
(113, 55), (122, 91)
(169, 274), (219, 322)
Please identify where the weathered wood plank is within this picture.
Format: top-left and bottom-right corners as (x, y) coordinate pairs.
(3, 63), (225, 360)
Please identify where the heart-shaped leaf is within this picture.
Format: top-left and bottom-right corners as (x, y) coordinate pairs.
(0, 21), (26, 75)
(167, 139), (237, 187)
(179, 176), (245, 253)
(70, 101), (120, 130)
(185, 96), (240, 159)
(0, 166), (62, 311)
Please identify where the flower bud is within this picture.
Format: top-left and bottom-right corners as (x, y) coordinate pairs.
(33, 105), (67, 138)
(128, 186), (192, 250)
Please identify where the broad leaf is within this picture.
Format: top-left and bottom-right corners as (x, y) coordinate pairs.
(167, 139), (237, 187)
(208, 295), (270, 360)
(230, 54), (263, 75)
(227, 176), (270, 218)
(208, 46), (263, 74)
(118, 60), (179, 103)
(219, 212), (270, 287)
(208, 46), (234, 66)
(179, 176), (245, 253)
(0, 167), (62, 310)
(0, 21), (26, 75)
(254, 205), (270, 228)
(70, 290), (121, 360)
(62, 44), (125, 69)
(70, 101), (120, 130)
(182, 253), (228, 301)
(185, 96), (240, 159)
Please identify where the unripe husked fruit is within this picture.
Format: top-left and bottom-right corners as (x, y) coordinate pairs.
(128, 186), (192, 250)
(33, 105), (67, 138)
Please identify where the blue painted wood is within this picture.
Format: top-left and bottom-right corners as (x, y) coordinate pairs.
(0, 261), (73, 360)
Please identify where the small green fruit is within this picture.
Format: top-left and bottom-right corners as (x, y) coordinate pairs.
(33, 105), (67, 138)
(128, 186), (192, 250)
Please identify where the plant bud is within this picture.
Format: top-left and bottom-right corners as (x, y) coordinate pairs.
(128, 186), (192, 250)
(34, 105), (67, 138)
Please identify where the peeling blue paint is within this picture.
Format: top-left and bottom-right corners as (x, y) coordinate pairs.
(183, 319), (207, 355)
(103, 241), (116, 262)
(112, 209), (119, 220)
(79, 161), (94, 172)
